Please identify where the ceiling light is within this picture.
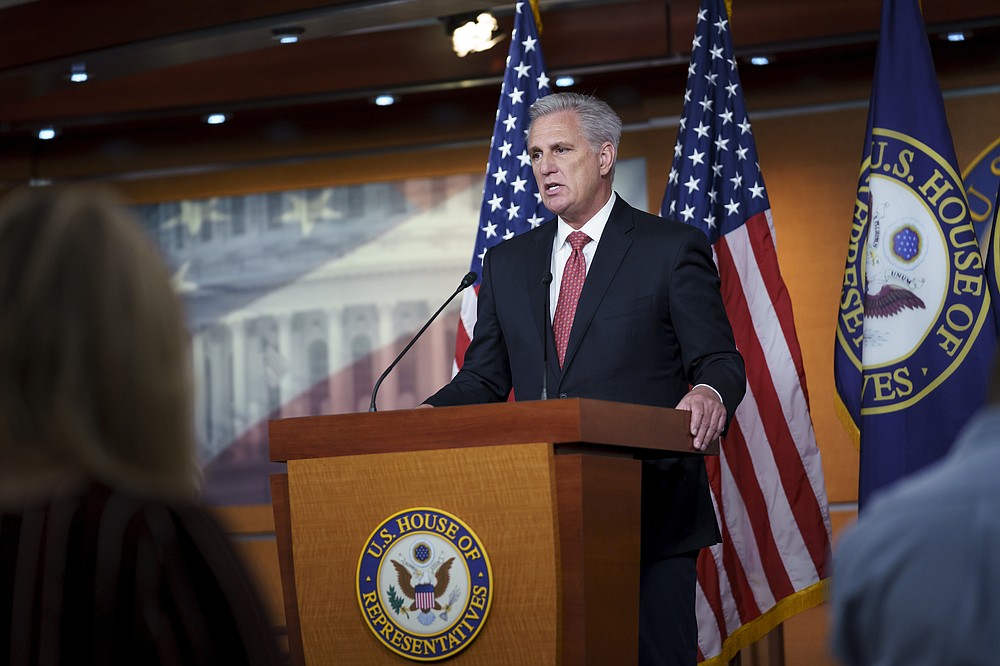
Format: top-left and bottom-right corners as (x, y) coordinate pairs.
(749, 56), (772, 66)
(37, 126), (58, 140)
(555, 76), (576, 88)
(373, 94), (397, 107)
(448, 12), (502, 57)
(69, 62), (88, 83)
(204, 113), (230, 125)
(271, 26), (304, 44)
(945, 31), (967, 42)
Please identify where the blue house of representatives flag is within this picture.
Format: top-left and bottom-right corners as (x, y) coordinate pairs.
(834, 0), (996, 508)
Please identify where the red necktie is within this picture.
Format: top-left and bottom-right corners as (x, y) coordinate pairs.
(552, 231), (592, 367)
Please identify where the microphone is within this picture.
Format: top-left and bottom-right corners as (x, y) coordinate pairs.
(541, 271), (553, 400)
(369, 271), (477, 412)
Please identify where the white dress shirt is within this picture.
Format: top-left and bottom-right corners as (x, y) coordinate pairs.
(548, 192), (616, 319)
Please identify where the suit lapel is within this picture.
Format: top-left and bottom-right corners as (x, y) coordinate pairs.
(560, 197), (634, 374)
(527, 221), (559, 371)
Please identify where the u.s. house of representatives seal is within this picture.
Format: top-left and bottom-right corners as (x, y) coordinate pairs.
(356, 507), (493, 661)
(838, 128), (991, 414)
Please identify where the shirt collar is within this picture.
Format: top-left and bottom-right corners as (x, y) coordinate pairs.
(555, 192), (616, 249)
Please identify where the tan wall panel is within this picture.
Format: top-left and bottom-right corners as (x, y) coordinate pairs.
(753, 108), (868, 503)
(212, 504), (287, 629)
(112, 144), (489, 205)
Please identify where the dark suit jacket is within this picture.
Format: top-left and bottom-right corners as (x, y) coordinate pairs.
(426, 195), (745, 559)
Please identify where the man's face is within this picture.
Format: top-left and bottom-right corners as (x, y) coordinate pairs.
(528, 110), (614, 229)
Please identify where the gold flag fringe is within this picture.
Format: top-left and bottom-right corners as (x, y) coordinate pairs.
(834, 392), (861, 450)
(698, 579), (829, 666)
(529, 0), (543, 34)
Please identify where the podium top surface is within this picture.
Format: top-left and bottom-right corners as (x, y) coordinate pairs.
(269, 398), (718, 463)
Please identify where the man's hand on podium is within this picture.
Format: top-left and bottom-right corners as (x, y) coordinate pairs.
(675, 385), (726, 451)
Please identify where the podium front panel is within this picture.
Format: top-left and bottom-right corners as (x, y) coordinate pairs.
(287, 442), (560, 664)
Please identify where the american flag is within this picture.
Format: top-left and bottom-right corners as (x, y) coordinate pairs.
(453, 1), (550, 372)
(661, 0), (832, 662)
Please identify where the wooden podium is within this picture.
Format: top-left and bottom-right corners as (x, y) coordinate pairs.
(269, 398), (716, 665)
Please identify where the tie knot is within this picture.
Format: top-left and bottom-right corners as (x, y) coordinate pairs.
(567, 231), (591, 252)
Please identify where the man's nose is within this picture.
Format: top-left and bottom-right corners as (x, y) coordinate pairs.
(537, 153), (555, 174)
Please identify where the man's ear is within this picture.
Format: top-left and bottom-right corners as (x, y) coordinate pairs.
(598, 141), (616, 176)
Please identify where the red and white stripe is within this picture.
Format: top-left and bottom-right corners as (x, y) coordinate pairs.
(696, 210), (831, 663)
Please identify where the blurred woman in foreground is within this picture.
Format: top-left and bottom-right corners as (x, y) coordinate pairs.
(0, 186), (282, 665)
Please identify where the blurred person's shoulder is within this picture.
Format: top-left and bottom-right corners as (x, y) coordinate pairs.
(831, 406), (1000, 665)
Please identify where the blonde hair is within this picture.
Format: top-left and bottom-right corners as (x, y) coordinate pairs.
(0, 185), (198, 499)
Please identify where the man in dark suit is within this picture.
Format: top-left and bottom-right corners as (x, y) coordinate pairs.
(424, 93), (745, 665)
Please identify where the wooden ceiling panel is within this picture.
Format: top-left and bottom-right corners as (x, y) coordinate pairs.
(0, 0), (998, 187)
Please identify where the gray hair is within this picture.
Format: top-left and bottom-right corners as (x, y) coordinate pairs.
(528, 92), (623, 153)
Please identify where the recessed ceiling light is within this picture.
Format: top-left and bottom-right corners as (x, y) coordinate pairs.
(69, 62), (88, 83)
(204, 113), (230, 125)
(555, 76), (576, 88)
(37, 126), (58, 140)
(945, 31), (967, 42)
(373, 94), (397, 107)
(749, 56), (772, 66)
(271, 26), (304, 44)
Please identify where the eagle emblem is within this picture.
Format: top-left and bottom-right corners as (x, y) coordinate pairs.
(863, 207), (927, 323)
(864, 283), (925, 318)
(357, 507), (493, 660)
(389, 555), (457, 626)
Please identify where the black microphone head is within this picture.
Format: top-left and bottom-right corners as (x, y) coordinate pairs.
(459, 271), (478, 290)
(542, 271), (553, 286)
